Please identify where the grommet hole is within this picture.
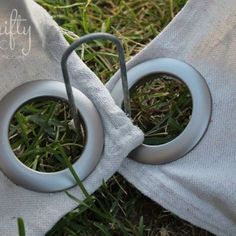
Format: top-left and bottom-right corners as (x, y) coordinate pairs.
(129, 73), (192, 145)
(8, 97), (86, 173)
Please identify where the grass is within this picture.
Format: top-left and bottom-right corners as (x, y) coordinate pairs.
(9, 98), (86, 172)
(130, 74), (192, 145)
(11, 0), (212, 235)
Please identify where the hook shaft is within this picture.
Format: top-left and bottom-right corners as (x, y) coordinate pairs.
(61, 33), (131, 133)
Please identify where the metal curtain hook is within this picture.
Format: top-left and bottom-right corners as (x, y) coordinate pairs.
(61, 32), (131, 133)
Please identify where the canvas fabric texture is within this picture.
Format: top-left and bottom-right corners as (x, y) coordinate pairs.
(108, 0), (236, 235)
(0, 0), (143, 235)
(0, 0), (236, 235)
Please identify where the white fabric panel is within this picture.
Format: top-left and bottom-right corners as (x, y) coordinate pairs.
(0, 0), (143, 235)
(107, 0), (236, 235)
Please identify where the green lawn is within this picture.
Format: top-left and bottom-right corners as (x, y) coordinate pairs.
(12, 0), (212, 235)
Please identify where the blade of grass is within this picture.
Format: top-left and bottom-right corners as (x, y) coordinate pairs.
(17, 218), (26, 236)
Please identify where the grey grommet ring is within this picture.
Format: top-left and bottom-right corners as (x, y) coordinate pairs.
(0, 80), (104, 192)
(110, 58), (212, 164)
